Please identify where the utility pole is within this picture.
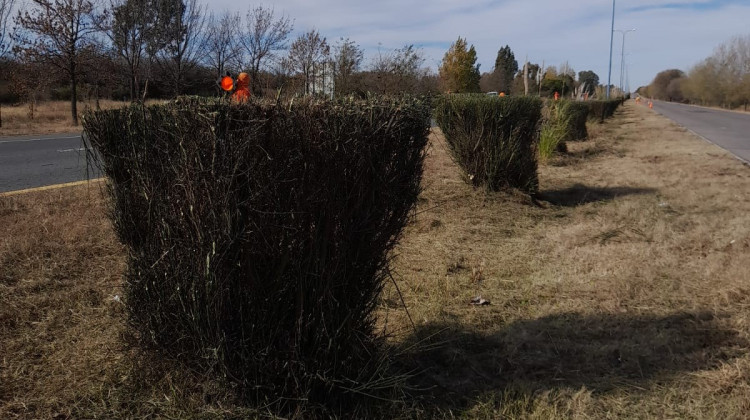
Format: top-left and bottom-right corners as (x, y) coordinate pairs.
(539, 60), (544, 97)
(606, 0), (616, 99)
(625, 64), (630, 95)
(523, 55), (529, 96)
(615, 28), (636, 95)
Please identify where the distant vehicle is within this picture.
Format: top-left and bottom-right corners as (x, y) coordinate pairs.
(486, 91), (498, 96)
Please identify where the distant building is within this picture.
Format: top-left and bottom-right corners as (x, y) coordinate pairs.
(309, 61), (335, 99)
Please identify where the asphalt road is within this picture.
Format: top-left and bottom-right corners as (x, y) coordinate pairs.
(0, 133), (100, 193)
(653, 100), (750, 163)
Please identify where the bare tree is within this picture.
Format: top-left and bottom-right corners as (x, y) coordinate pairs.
(479, 70), (501, 93)
(674, 35), (750, 109)
(649, 69), (686, 101)
(717, 35), (750, 108)
(370, 44), (426, 94)
(683, 60), (721, 106)
(0, 0), (17, 127)
(287, 29), (329, 96)
(240, 5), (292, 95)
(557, 61), (575, 78)
(103, 0), (156, 101)
(204, 10), (240, 82)
(0, 0), (16, 58)
(154, 0), (207, 97)
(10, 58), (51, 120)
(14, 0), (104, 125)
(331, 37), (362, 96)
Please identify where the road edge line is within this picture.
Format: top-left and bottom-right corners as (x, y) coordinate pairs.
(651, 106), (750, 166)
(0, 178), (106, 197)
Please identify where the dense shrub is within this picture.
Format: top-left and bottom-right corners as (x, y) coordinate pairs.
(434, 94), (542, 193)
(539, 116), (568, 161)
(82, 96), (430, 412)
(538, 99), (590, 161)
(587, 99), (622, 122)
(558, 100), (589, 141)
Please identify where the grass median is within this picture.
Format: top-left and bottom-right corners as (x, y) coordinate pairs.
(1, 101), (749, 418)
(0, 100), (161, 137)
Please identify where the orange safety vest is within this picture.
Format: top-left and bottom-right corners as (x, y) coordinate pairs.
(232, 73), (251, 103)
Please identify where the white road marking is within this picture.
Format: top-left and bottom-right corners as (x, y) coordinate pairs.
(57, 147), (87, 153)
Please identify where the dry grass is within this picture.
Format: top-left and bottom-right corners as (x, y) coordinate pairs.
(1, 101), (749, 418)
(0, 100), (152, 137)
(384, 101), (750, 418)
(0, 185), (259, 418)
(0, 185), (124, 417)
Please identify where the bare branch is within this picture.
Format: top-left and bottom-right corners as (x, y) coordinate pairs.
(0, 0), (17, 58)
(287, 29), (329, 96)
(153, 0), (208, 97)
(204, 10), (240, 80)
(240, 5), (293, 95)
(13, 0), (104, 125)
(331, 37), (362, 96)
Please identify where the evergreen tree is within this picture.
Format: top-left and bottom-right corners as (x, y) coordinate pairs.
(438, 37), (480, 93)
(493, 45), (517, 93)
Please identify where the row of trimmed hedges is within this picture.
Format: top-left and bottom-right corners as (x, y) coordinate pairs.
(587, 99), (623, 122)
(82, 96), (431, 412)
(433, 95), (543, 193)
(434, 95), (626, 191)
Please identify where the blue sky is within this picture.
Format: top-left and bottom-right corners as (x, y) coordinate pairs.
(209, 0), (750, 90)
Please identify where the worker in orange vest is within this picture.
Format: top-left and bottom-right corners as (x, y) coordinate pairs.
(232, 73), (251, 103)
(219, 72), (251, 103)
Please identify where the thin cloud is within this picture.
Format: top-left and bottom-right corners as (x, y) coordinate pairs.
(626, 0), (747, 13)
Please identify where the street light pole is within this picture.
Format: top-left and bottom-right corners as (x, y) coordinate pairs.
(615, 28), (636, 95)
(606, 0), (616, 99)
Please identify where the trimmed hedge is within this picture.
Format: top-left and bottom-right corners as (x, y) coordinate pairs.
(587, 99), (622, 122)
(82, 96), (430, 411)
(434, 95), (542, 193)
(557, 100), (589, 141)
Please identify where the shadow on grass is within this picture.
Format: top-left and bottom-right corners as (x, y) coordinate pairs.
(536, 183), (656, 207)
(561, 144), (607, 160)
(392, 311), (747, 412)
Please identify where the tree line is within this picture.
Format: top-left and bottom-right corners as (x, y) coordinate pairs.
(437, 37), (602, 100)
(0, 0), (607, 125)
(640, 35), (750, 110)
(0, 0), (438, 125)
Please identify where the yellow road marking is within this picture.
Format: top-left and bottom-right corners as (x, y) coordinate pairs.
(0, 178), (106, 197)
